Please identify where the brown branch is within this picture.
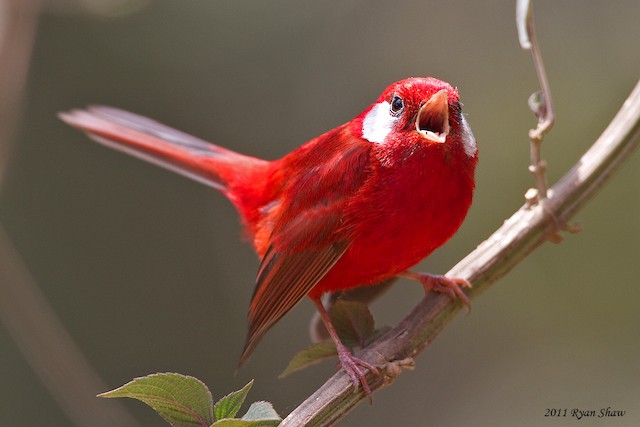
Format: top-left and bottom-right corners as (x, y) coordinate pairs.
(280, 79), (640, 426)
(0, 0), (40, 184)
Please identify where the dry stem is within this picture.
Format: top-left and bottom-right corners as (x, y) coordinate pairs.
(520, 0), (555, 202)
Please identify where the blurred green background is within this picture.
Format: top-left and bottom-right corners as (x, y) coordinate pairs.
(1, 0), (639, 425)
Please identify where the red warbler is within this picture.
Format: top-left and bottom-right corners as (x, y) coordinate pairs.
(60, 77), (478, 395)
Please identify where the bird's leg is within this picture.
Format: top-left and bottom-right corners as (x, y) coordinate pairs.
(399, 271), (472, 312)
(309, 279), (398, 344)
(311, 297), (379, 398)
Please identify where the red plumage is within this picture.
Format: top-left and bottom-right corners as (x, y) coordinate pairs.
(60, 77), (478, 394)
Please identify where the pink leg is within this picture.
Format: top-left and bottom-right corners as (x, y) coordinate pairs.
(311, 297), (378, 397)
(400, 271), (472, 311)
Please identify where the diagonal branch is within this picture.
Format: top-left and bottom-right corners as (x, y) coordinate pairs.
(280, 79), (640, 426)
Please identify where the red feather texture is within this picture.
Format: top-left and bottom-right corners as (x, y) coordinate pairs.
(60, 77), (477, 372)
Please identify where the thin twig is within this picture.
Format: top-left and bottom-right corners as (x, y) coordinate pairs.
(280, 79), (640, 426)
(518, 0), (555, 202)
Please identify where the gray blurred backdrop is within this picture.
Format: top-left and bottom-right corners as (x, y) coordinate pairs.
(1, 0), (639, 425)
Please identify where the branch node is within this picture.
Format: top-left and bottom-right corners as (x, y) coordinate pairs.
(546, 230), (565, 244)
(382, 357), (415, 382)
(564, 222), (583, 234)
(524, 188), (539, 206)
(538, 196), (583, 244)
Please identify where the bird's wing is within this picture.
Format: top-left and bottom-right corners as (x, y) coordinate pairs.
(240, 242), (350, 363)
(239, 135), (372, 363)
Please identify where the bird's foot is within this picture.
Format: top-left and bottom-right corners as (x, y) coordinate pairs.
(401, 271), (472, 312)
(336, 344), (378, 400)
(311, 296), (379, 401)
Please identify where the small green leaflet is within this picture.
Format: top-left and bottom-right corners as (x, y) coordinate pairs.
(213, 380), (253, 420)
(212, 401), (281, 426)
(280, 341), (337, 378)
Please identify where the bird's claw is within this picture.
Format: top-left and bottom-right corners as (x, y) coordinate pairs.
(403, 271), (472, 312)
(336, 346), (378, 400)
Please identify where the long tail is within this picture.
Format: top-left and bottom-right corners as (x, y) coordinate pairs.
(59, 106), (267, 191)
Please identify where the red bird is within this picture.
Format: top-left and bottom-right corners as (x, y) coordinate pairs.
(60, 77), (478, 395)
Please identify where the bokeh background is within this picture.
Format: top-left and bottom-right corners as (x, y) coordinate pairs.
(1, 0), (639, 425)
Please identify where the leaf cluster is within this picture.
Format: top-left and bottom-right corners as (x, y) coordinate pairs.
(99, 373), (281, 427)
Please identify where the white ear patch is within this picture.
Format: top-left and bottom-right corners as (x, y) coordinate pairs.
(361, 101), (398, 144)
(459, 114), (477, 157)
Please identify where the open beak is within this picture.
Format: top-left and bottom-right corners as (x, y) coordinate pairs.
(415, 89), (450, 143)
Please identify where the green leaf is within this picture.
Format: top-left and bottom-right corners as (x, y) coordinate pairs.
(210, 420), (247, 427)
(329, 300), (375, 348)
(213, 380), (253, 421)
(211, 401), (281, 427)
(242, 401), (281, 424)
(98, 373), (214, 427)
(279, 340), (337, 378)
(211, 419), (280, 427)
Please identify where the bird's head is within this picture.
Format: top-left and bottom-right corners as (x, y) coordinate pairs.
(357, 77), (477, 159)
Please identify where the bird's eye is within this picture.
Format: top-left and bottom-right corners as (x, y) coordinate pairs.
(390, 95), (404, 115)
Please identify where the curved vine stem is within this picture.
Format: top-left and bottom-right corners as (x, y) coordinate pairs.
(518, 0), (555, 202)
